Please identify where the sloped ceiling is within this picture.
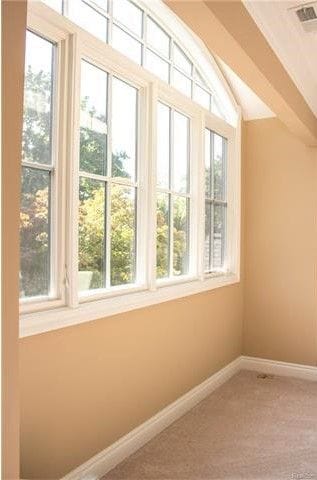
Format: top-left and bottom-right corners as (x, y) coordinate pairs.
(244, 0), (317, 118)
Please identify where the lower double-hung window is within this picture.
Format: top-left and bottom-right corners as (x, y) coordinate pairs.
(78, 60), (138, 295)
(156, 102), (190, 280)
(204, 129), (228, 273)
(20, 31), (56, 300)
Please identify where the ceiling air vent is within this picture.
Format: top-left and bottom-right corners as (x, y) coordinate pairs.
(296, 5), (317, 21)
(292, 2), (317, 32)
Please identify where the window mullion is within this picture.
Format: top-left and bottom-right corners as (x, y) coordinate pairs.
(106, 72), (113, 289)
(105, 181), (111, 289)
(169, 193), (174, 278)
(197, 112), (205, 281)
(65, 33), (80, 308)
(169, 108), (174, 277)
(210, 131), (215, 272)
(147, 81), (158, 291)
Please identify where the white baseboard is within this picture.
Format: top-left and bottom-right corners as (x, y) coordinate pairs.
(62, 355), (317, 480)
(240, 355), (317, 382)
(62, 357), (241, 480)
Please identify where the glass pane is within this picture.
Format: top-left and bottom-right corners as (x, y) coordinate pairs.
(80, 61), (107, 175)
(113, 0), (143, 37)
(20, 167), (50, 298)
(44, 0), (63, 13)
(211, 96), (225, 119)
(204, 201), (211, 272)
(194, 69), (208, 89)
(173, 44), (192, 75)
(112, 25), (142, 64)
(156, 193), (169, 279)
(173, 196), (189, 276)
(145, 50), (169, 83)
(157, 103), (170, 189)
(22, 31), (54, 166)
(194, 84), (210, 110)
(213, 204), (226, 269)
(112, 77), (138, 181)
(205, 129), (211, 197)
(147, 17), (170, 58)
(74, 1), (107, 42)
(110, 185), (136, 286)
(90, 0), (108, 12)
(213, 133), (226, 201)
(78, 177), (106, 291)
(172, 69), (191, 97)
(173, 111), (189, 194)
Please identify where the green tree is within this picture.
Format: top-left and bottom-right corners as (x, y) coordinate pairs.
(20, 67), (52, 297)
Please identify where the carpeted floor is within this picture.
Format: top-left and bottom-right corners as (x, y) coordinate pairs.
(103, 370), (317, 480)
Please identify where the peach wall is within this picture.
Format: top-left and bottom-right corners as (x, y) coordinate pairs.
(2, 1), (27, 478)
(20, 284), (244, 478)
(244, 118), (317, 365)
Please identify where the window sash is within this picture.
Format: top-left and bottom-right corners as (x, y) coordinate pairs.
(20, 2), (240, 325)
(20, 26), (67, 312)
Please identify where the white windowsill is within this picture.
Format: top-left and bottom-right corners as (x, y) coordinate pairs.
(19, 273), (239, 338)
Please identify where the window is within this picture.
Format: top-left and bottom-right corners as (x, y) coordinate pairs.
(156, 103), (190, 280)
(20, 1), (240, 336)
(20, 31), (55, 300)
(78, 63), (138, 293)
(42, 0), (233, 121)
(204, 130), (227, 273)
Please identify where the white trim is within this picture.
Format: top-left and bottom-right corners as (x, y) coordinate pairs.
(20, 272), (239, 337)
(61, 355), (317, 480)
(61, 357), (241, 480)
(240, 356), (317, 382)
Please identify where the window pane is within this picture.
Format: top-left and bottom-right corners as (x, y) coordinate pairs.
(22, 31), (54, 166)
(90, 0), (108, 12)
(173, 196), (189, 276)
(173, 111), (189, 194)
(213, 204), (226, 269)
(194, 69), (208, 89)
(156, 193), (170, 279)
(112, 25), (142, 64)
(194, 84), (210, 110)
(147, 17), (170, 58)
(73, 1), (107, 41)
(213, 133), (226, 201)
(145, 50), (169, 83)
(157, 103), (170, 189)
(172, 69), (191, 97)
(205, 129), (211, 197)
(78, 177), (106, 291)
(110, 185), (136, 286)
(173, 44), (192, 75)
(211, 96), (225, 120)
(20, 167), (50, 298)
(44, 0), (63, 13)
(113, 0), (143, 37)
(112, 77), (138, 181)
(204, 201), (211, 272)
(80, 61), (107, 175)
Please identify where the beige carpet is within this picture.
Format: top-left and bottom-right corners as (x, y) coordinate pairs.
(103, 370), (317, 480)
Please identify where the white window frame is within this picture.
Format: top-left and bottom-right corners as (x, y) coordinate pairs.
(19, 2), (241, 337)
(20, 12), (69, 313)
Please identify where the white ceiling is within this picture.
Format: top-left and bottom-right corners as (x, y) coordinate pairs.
(244, 0), (317, 118)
